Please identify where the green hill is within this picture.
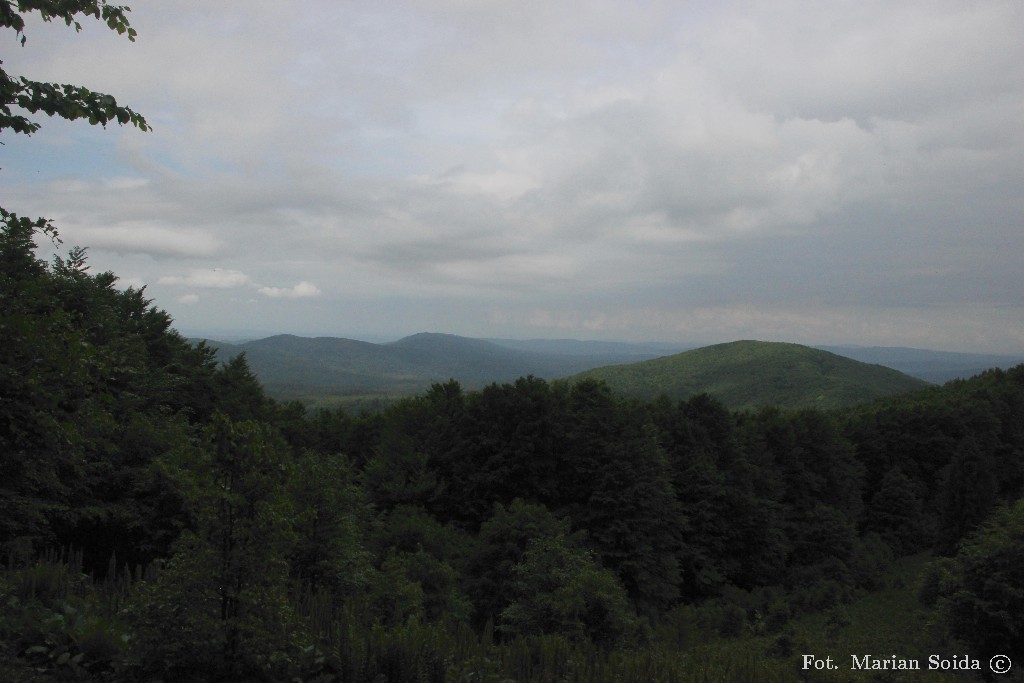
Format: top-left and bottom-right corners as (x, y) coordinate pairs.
(571, 340), (931, 411)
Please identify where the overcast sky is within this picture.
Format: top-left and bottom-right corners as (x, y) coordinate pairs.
(4, 1), (1023, 352)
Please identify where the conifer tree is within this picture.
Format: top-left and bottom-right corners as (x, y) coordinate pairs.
(866, 466), (929, 553)
(937, 435), (998, 553)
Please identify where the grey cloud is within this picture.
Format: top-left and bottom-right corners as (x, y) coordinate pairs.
(698, 1), (1024, 124)
(6, 0), (1022, 352)
(72, 225), (225, 259)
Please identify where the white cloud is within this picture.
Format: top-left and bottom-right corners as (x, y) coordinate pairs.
(158, 269), (252, 289)
(258, 281), (322, 299)
(177, 293), (200, 304)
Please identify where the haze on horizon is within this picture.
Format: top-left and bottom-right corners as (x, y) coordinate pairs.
(4, 1), (1023, 354)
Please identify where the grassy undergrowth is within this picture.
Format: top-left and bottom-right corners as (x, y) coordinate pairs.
(1, 552), (1009, 682)
(749, 553), (989, 682)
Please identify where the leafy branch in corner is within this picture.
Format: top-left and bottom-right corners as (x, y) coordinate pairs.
(1, 1), (150, 237)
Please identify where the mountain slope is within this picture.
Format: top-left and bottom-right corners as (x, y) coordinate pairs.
(816, 345), (1024, 384)
(198, 332), (669, 401)
(386, 332), (561, 381)
(487, 337), (690, 358)
(203, 334), (430, 396)
(571, 340), (930, 411)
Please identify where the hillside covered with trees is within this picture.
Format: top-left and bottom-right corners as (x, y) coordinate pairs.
(572, 340), (930, 411)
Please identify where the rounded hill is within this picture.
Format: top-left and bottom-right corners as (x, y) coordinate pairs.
(570, 340), (931, 411)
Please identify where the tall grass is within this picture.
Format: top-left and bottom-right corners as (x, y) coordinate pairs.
(291, 584), (799, 683)
(1, 551), (977, 682)
(0, 548), (136, 679)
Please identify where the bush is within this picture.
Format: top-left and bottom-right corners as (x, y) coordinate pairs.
(766, 629), (797, 658)
(763, 596), (792, 633)
(0, 594), (128, 680)
(917, 558), (951, 607)
(499, 535), (641, 647)
(717, 604), (746, 638)
(825, 606), (851, 639)
(792, 578), (848, 613)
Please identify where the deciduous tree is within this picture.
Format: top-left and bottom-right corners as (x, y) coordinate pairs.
(939, 499), (1024, 666)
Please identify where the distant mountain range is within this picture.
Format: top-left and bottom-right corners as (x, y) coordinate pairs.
(812, 345), (1024, 384)
(195, 332), (1022, 408)
(571, 340), (931, 411)
(198, 333), (676, 402)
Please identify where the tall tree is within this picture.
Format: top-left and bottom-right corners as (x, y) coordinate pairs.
(435, 377), (560, 525)
(865, 466), (929, 553)
(2, 1), (153, 559)
(656, 396), (786, 596)
(939, 499), (1024, 667)
(288, 450), (373, 596)
(936, 435), (998, 553)
(0, 223), (218, 567)
(126, 417), (302, 680)
(560, 381), (682, 615)
(0, 219), (86, 554)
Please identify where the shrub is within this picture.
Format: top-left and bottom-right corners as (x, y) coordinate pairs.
(499, 535), (641, 647)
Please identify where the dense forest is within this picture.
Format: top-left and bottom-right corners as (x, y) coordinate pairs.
(2, 217), (1024, 681)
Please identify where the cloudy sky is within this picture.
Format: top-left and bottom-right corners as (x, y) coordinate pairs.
(4, 1), (1023, 352)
